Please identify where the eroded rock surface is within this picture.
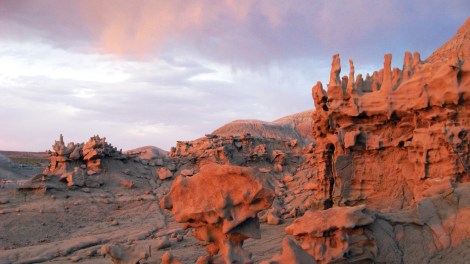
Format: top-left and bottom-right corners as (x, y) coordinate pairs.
(286, 205), (376, 263)
(44, 134), (122, 187)
(161, 163), (274, 263)
(289, 17), (470, 264)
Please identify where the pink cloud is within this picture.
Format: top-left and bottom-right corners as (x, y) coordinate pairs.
(1, 0), (468, 64)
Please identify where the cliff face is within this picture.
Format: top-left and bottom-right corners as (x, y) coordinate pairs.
(295, 17), (470, 263)
(310, 18), (470, 211)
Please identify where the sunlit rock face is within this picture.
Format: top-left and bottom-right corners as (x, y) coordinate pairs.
(309, 18), (470, 212)
(161, 163), (274, 263)
(285, 205), (376, 263)
(289, 17), (470, 264)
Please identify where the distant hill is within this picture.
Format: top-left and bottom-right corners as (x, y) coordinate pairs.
(212, 110), (314, 144)
(0, 151), (48, 180)
(126, 146), (169, 160)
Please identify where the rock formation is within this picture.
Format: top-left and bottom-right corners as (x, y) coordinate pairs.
(287, 16), (470, 264)
(285, 205), (376, 263)
(168, 130), (315, 223)
(309, 17), (470, 211)
(45, 134), (114, 174)
(43, 135), (122, 188)
(160, 163), (274, 263)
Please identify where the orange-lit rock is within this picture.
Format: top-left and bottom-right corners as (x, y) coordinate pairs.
(161, 163), (274, 263)
(286, 205), (376, 263)
(297, 17), (470, 264)
(308, 17), (470, 211)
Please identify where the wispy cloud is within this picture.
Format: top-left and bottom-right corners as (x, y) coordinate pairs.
(2, 1), (468, 63)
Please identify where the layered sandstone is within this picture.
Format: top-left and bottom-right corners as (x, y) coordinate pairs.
(309, 18), (470, 211)
(287, 17), (470, 264)
(285, 205), (376, 263)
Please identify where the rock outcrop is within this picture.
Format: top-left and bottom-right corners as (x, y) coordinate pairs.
(43, 135), (122, 187)
(291, 17), (470, 264)
(168, 132), (315, 222)
(160, 163), (274, 263)
(285, 205), (376, 263)
(309, 17), (470, 211)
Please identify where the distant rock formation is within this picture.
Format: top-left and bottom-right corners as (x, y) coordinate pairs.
(212, 110), (314, 144)
(43, 134), (122, 187)
(125, 146), (168, 160)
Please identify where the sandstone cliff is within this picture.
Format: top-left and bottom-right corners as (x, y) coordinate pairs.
(293, 17), (470, 263)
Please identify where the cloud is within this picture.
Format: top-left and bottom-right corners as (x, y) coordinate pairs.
(2, 0), (468, 66)
(0, 40), (318, 151)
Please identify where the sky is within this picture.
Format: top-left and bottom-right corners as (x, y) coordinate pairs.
(0, 1), (469, 151)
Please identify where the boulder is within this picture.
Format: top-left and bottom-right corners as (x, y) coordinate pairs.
(286, 205), (376, 263)
(161, 163), (274, 263)
(157, 167), (173, 180)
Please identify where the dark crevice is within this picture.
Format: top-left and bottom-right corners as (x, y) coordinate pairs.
(324, 144), (335, 209)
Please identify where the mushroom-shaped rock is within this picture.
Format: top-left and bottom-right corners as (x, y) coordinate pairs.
(160, 163), (274, 263)
(285, 205), (376, 263)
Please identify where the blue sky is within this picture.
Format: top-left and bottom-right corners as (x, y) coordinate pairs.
(0, 0), (468, 151)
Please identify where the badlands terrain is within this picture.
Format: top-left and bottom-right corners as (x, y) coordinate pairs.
(1, 17), (470, 264)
